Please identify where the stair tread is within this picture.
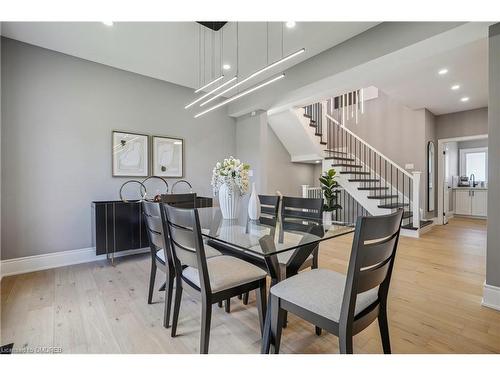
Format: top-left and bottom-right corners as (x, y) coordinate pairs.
(320, 142), (327, 145)
(303, 114), (312, 119)
(367, 194), (399, 199)
(403, 211), (413, 219)
(378, 203), (409, 209)
(333, 164), (362, 168)
(348, 179), (379, 182)
(324, 149), (348, 154)
(358, 187), (389, 191)
(339, 171), (371, 175)
(325, 156), (355, 161)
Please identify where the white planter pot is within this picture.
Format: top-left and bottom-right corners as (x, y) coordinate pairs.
(218, 183), (241, 219)
(248, 182), (261, 220)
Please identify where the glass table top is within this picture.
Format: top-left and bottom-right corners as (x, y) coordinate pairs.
(196, 207), (355, 257)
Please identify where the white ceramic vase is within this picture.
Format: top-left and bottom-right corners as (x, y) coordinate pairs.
(248, 182), (261, 220)
(218, 182), (241, 219)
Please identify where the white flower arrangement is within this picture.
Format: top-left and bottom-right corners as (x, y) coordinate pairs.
(211, 156), (250, 196)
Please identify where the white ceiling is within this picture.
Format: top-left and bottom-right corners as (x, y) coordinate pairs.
(374, 37), (488, 115)
(1, 21), (378, 91)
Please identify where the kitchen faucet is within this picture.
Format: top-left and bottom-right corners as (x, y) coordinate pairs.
(470, 173), (477, 187)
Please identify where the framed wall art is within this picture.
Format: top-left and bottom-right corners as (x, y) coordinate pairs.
(152, 136), (184, 178)
(112, 131), (149, 177)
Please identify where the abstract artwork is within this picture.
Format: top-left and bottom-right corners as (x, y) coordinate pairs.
(112, 131), (149, 177)
(152, 136), (183, 178)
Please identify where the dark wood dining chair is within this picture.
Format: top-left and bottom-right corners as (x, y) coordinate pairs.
(267, 209), (404, 354)
(161, 204), (268, 354)
(161, 193), (197, 208)
(142, 201), (174, 329)
(279, 196), (323, 278)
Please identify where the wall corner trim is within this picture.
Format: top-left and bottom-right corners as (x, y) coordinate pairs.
(0, 247), (149, 279)
(482, 282), (500, 311)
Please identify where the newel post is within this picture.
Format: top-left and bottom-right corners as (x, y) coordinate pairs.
(302, 185), (309, 199)
(412, 171), (421, 228)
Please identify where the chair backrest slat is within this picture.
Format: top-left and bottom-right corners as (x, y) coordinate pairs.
(161, 193), (197, 208)
(357, 257), (392, 293)
(281, 196), (323, 221)
(258, 195), (280, 226)
(360, 233), (398, 268)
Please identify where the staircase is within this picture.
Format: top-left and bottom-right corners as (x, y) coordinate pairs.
(303, 95), (431, 236)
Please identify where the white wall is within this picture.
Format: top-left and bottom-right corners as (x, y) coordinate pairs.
(435, 107), (488, 139)
(1, 38), (236, 260)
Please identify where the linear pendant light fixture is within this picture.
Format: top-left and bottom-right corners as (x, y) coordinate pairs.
(185, 76), (237, 109)
(194, 74), (285, 118)
(199, 48), (305, 107)
(194, 75), (224, 93)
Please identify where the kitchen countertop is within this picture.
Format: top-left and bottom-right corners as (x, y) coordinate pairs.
(452, 186), (488, 190)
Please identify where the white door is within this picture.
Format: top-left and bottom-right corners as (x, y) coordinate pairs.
(455, 190), (472, 215)
(471, 190), (488, 216)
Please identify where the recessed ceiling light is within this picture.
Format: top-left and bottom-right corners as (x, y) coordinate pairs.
(223, 64), (231, 70)
(315, 160), (321, 163)
(286, 21), (296, 28)
(438, 68), (448, 75)
(102, 21), (113, 26)
(451, 84), (460, 90)
(461, 97), (470, 102)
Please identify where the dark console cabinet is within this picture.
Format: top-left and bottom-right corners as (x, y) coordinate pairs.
(92, 201), (149, 256)
(92, 196), (213, 257)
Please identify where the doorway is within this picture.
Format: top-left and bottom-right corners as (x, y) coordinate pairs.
(437, 134), (488, 225)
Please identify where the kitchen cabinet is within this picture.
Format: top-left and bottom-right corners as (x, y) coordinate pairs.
(471, 190), (488, 216)
(454, 189), (487, 217)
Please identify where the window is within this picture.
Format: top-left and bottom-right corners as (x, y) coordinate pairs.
(460, 147), (488, 182)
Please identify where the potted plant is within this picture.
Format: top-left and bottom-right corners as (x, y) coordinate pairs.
(211, 157), (250, 219)
(319, 168), (342, 222)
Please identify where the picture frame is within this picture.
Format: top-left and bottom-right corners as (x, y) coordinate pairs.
(112, 131), (149, 177)
(152, 135), (184, 178)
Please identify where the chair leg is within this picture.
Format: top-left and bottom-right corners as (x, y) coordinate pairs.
(339, 330), (353, 354)
(315, 326), (322, 336)
(238, 294), (243, 300)
(270, 294), (284, 354)
(378, 306), (392, 354)
(282, 311), (288, 328)
(312, 246), (319, 269)
(163, 272), (174, 328)
(200, 298), (212, 354)
(217, 301), (223, 308)
(158, 282), (166, 292)
(148, 261), (156, 304)
(256, 281), (267, 335)
(224, 298), (231, 313)
(171, 279), (183, 337)
(242, 292), (249, 305)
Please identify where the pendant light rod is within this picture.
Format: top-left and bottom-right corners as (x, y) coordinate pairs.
(199, 48), (305, 107)
(185, 76), (237, 109)
(194, 75), (225, 93)
(194, 74), (285, 118)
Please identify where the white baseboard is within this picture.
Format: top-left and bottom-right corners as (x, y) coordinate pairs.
(401, 228), (419, 238)
(482, 283), (500, 311)
(0, 247), (149, 279)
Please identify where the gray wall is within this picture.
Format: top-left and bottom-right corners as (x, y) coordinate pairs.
(235, 111), (317, 198)
(457, 138), (488, 149)
(435, 107), (488, 140)
(1, 38), (236, 260)
(487, 23), (500, 288)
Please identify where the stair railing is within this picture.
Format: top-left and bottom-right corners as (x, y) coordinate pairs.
(324, 108), (421, 228)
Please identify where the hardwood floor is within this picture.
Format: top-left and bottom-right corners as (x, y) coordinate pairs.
(1, 217), (500, 354)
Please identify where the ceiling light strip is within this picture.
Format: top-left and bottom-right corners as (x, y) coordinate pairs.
(194, 75), (225, 93)
(200, 48), (305, 107)
(185, 77), (237, 109)
(194, 74), (285, 118)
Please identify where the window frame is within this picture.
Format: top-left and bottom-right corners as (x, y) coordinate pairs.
(459, 147), (488, 182)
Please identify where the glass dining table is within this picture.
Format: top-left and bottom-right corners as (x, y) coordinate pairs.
(194, 206), (356, 353)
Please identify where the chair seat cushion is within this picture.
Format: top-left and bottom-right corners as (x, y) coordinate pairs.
(156, 245), (221, 265)
(182, 256), (267, 293)
(270, 269), (379, 322)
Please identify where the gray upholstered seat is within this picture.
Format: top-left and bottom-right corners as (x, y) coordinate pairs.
(183, 255), (267, 293)
(271, 269), (379, 322)
(167, 244), (221, 268)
